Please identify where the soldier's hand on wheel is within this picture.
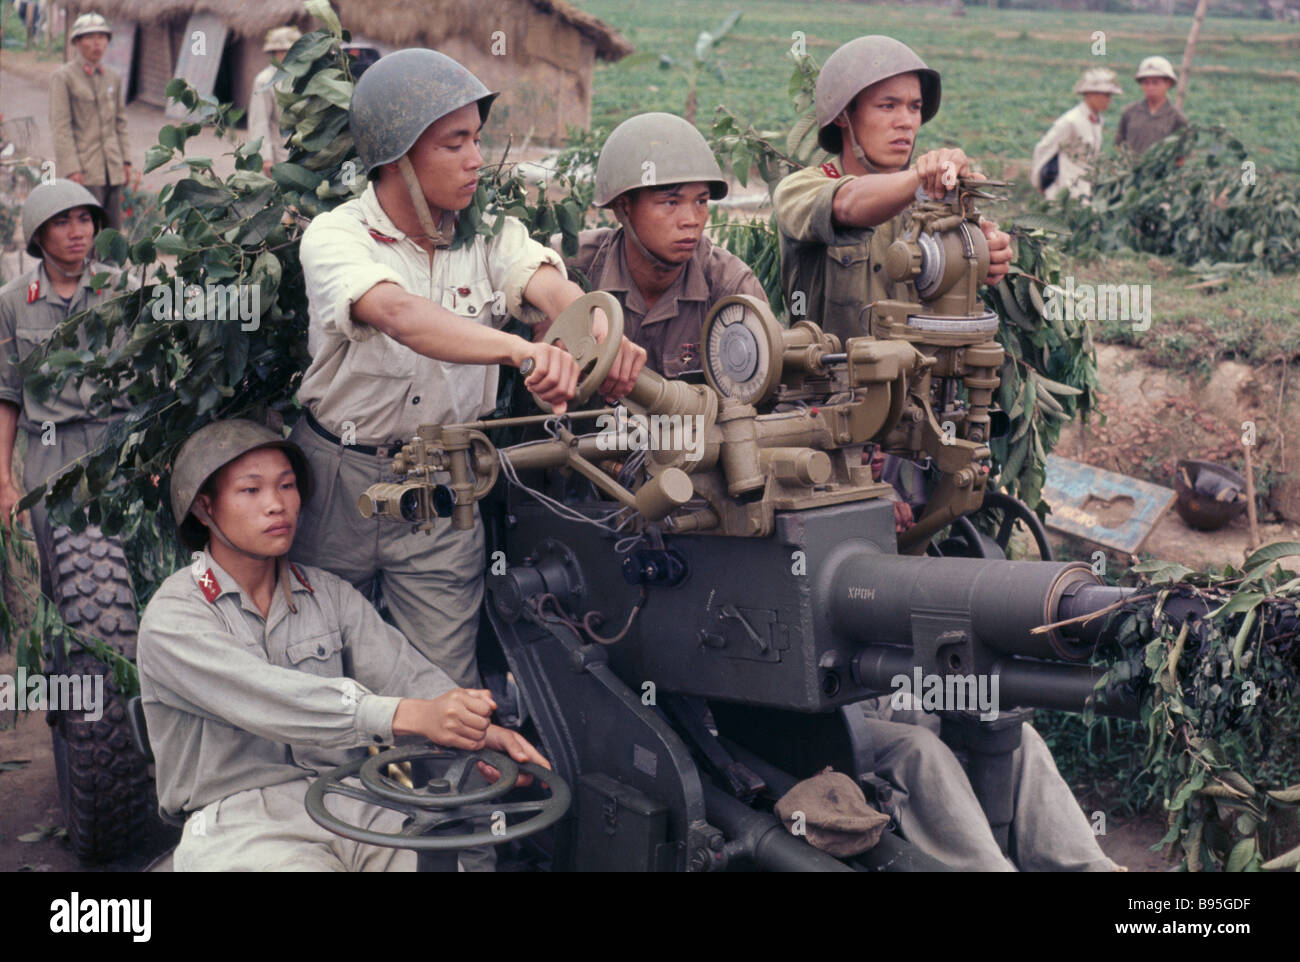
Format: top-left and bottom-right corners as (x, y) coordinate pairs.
(980, 219), (1014, 287)
(479, 725), (551, 787)
(913, 148), (970, 200)
(394, 688), (496, 751)
(520, 342), (580, 414)
(600, 337), (646, 402)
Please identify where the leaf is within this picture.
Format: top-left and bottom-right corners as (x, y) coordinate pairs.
(1207, 591), (1265, 620)
(302, 69), (353, 111)
(305, 0), (343, 37)
(1225, 837), (1256, 873)
(93, 228), (128, 264)
(1243, 541), (1300, 571)
(1131, 559), (1195, 585)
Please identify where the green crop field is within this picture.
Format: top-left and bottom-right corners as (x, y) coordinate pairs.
(573, 1), (1300, 174)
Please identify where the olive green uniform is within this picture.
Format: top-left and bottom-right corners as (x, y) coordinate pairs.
(136, 549), (459, 871)
(49, 53), (131, 229)
(1115, 99), (1188, 157)
(772, 159), (904, 343)
(0, 261), (124, 571)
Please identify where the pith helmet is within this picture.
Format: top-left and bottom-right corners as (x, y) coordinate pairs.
(263, 26), (302, 53)
(1074, 68), (1123, 96)
(69, 12), (112, 41)
(593, 112), (728, 208)
(22, 179), (106, 257)
(815, 36), (941, 154)
(1135, 56), (1177, 83)
(349, 48), (498, 174)
(170, 420), (312, 551)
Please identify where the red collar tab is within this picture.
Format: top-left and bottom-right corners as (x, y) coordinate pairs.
(26, 279), (40, 304)
(197, 568), (222, 603)
(820, 162), (842, 179)
(83, 63), (101, 76)
(289, 562), (315, 593)
(368, 228), (398, 244)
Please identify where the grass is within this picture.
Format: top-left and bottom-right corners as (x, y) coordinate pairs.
(1066, 252), (1300, 373)
(574, 1), (1300, 173)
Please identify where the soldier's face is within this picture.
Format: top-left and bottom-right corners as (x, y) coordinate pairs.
(198, 448), (300, 557)
(841, 73), (922, 172)
(75, 33), (109, 63)
(621, 182), (711, 264)
(1083, 92), (1113, 114)
(1139, 77), (1172, 104)
(403, 103), (484, 214)
(38, 207), (96, 267)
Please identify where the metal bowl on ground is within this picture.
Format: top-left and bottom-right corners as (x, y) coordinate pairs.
(1174, 459), (1247, 531)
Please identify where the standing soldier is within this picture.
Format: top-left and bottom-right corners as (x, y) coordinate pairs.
(49, 12), (132, 230)
(772, 36), (1119, 871)
(563, 112), (768, 378)
(0, 180), (123, 577)
(1115, 56), (1188, 158)
(1031, 68), (1123, 202)
(247, 26), (302, 177)
(290, 49), (644, 689)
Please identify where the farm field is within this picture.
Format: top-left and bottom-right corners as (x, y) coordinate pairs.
(573, 1), (1300, 174)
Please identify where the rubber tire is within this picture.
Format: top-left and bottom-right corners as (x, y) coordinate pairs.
(47, 525), (153, 863)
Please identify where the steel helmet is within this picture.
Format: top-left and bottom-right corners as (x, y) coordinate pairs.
(69, 12), (112, 42)
(815, 36), (941, 154)
(592, 112), (728, 208)
(1135, 56), (1177, 83)
(170, 420), (312, 551)
(22, 179), (106, 257)
(349, 48), (499, 174)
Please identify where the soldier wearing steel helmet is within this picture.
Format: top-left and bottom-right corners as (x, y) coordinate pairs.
(246, 26), (302, 176)
(0, 179), (129, 581)
(775, 38), (1120, 871)
(290, 49), (646, 690)
(773, 35), (1013, 346)
(50, 12), (133, 230)
(562, 112), (768, 377)
(1115, 56), (1188, 158)
(136, 419), (548, 871)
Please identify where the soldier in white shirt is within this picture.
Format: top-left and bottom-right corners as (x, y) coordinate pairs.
(1031, 68), (1123, 202)
(290, 49), (645, 688)
(246, 26), (301, 176)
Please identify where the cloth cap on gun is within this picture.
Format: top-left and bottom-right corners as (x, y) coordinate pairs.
(22, 180), (106, 258)
(170, 419), (312, 551)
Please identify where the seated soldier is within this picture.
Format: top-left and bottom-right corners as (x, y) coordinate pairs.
(561, 112), (768, 379)
(137, 420), (547, 871)
(774, 35), (1119, 871)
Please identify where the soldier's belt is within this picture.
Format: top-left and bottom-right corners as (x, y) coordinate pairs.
(303, 410), (406, 458)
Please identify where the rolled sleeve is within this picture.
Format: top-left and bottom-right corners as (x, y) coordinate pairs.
(137, 586), (389, 751)
(774, 168), (871, 247)
(487, 215), (565, 327)
(300, 213), (404, 342)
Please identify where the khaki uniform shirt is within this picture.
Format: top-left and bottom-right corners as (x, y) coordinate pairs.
(298, 183), (564, 443)
(1031, 102), (1103, 201)
(562, 228), (767, 376)
(247, 64), (290, 166)
(772, 160), (904, 344)
(49, 53), (131, 186)
(0, 261), (125, 430)
(137, 550), (459, 817)
(1115, 99), (1188, 157)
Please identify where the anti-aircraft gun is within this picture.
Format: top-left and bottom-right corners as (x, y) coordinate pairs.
(308, 180), (1145, 871)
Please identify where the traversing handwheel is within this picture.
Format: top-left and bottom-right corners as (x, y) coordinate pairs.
(305, 745), (570, 851)
(928, 491), (1054, 561)
(532, 291), (625, 413)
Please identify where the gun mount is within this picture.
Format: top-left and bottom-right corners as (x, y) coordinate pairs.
(345, 213), (1148, 871)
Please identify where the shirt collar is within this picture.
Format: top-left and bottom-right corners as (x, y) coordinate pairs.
(359, 182), (459, 249)
(596, 228), (711, 317)
(36, 261), (96, 307)
(76, 53), (103, 76)
(193, 549), (312, 615)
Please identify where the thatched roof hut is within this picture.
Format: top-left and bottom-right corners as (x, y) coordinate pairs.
(67, 0), (633, 143)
